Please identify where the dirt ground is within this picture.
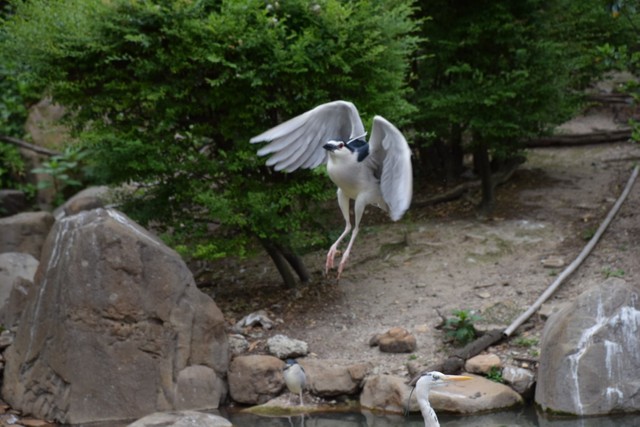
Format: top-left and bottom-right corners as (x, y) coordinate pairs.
(205, 107), (640, 379)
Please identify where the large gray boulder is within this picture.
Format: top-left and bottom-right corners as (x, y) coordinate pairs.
(2, 208), (229, 425)
(535, 278), (640, 416)
(0, 211), (54, 259)
(0, 252), (38, 315)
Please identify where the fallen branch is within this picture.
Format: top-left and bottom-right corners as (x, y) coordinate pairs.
(411, 329), (505, 380)
(526, 129), (632, 147)
(412, 164), (639, 378)
(411, 162), (519, 209)
(503, 164), (640, 337)
(0, 134), (60, 156)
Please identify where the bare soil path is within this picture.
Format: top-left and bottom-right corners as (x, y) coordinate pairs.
(208, 115), (640, 379)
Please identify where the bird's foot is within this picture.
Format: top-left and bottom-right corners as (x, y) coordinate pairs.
(325, 248), (341, 275)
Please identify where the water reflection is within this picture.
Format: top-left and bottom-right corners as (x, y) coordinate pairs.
(225, 407), (640, 427)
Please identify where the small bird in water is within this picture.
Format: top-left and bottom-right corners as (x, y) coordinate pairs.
(408, 371), (472, 427)
(251, 100), (413, 279)
(283, 359), (307, 406)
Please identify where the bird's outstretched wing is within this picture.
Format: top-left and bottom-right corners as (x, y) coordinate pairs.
(366, 116), (412, 221)
(250, 100), (366, 172)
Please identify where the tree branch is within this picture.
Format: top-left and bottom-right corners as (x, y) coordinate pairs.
(0, 135), (60, 156)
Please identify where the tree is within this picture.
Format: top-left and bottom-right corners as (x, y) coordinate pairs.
(411, 0), (615, 212)
(2, 0), (420, 286)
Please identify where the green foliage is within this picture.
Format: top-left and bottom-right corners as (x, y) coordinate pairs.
(582, 227), (597, 240)
(444, 309), (481, 346)
(486, 366), (504, 383)
(602, 266), (625, 278)
(413, 0), (579, 155)
(2, 0), (420, 261)
(513, 336), (539, 348)
(31, 146), (90, 206)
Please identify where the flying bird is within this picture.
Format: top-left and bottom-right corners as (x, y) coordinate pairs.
(250, 100), (412, 279)
(283, 359), (307, 406)
(408, 371), (472, 427)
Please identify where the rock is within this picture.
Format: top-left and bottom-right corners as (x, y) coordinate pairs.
(228, 355), (285, 405)
(538, 301), (569, 320)
(127, 410), (232, 427)
(53, 186), (111, 220)
(1, 276), (34, 329)
(0, 252), (38, 315)
(360, 374), (412, 414)
(429, 374), (522, 414)
(2, 208), (229, 425)
(300, 359), (371, 397)
(541, 255), (565, 268)
(233, 310), (274, 332)
(361, 373), (520, 415)
(535, 278), (640, 416)
(370, 327), (417, 353)
(502, 365), (535, 396)
(464, 353), (502, 374)
(0, 212), (54, 259)
(267, 334), (308, 359)
(228, 334), (249, 356)
(0, 190), (27, 218)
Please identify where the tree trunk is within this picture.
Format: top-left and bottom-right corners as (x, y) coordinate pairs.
(259, 239), (298, 288)
(259, 238), (310, 287)
(472, 139), (494, 214)
(415, 125), (465, 184)
(273, 241), (310, 283)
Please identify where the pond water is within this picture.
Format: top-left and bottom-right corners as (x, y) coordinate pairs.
(223, 406), (640, 427)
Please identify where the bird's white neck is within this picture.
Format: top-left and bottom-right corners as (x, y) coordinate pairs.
(416, 380), (440, 427)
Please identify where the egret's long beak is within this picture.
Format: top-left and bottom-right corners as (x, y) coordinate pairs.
(442, 374), (473, 382)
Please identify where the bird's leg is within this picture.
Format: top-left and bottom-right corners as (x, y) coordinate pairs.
(336, 195), (366, 279)
(298, 389), (304, 406)
(326, 189), (351, 274)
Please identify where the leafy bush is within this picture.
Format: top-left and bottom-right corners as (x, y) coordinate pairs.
(444, 309), (481, 346)
(2, 0), (420, 282)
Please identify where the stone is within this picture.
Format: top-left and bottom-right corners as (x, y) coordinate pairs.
(233, 310), (274, 332)
(228, 355), (285, 405)
(541, 255), (565, 268)
(464, 353), (502, 374)
(429, 374), (522, 414)
(371, 327), (417, 353)
(361, 373), (521, 415)
(360, 374), (412, 414)
(53, 186), (111, 220)
(0, 252), (38, 313)
(1, 276), (34, 329)
(502, 365), (535, 396)
(127, 410), (232, 427)
(0, 212), (54, 259)
(174, 365), (226, 411)
(267, 334), (308, 359)
(228, 334), (249, 356)
(1, 208), (229, 425)
(535, 278), (640, 416)
(300, 359), (371, 397)
(0, 190), (27, 218)
(538, 301), (569, 320)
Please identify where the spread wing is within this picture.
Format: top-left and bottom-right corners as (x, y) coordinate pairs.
(366, 116), (412, 221)
(250, 100), (366, 172)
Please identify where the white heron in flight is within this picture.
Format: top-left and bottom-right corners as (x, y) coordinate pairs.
(251, 100), (413, 279)
(408, 371), (472, 427)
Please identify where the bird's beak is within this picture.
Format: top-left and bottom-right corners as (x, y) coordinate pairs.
(442, 374), (473, 382)
(323, 143), (336, 152)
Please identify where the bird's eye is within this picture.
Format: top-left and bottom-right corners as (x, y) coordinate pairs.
(338, 143), (344, 149)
